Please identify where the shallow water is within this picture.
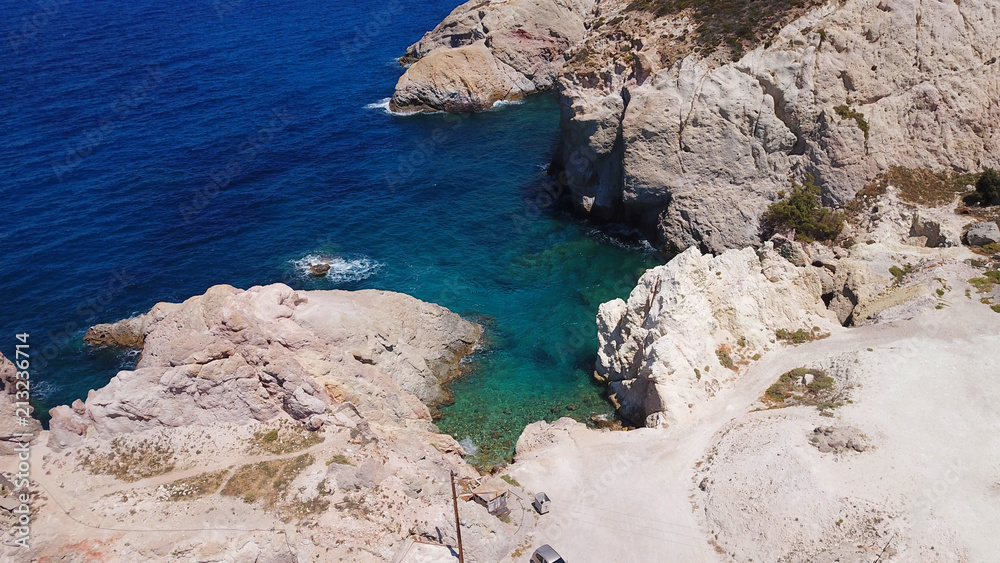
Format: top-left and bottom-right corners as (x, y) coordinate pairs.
(0, 0), (658, 465)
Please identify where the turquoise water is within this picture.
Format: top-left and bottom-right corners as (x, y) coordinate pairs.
(0, 0), (658, 466)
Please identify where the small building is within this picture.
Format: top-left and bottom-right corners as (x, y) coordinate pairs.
(471, 483), (509, 517)
(532, 492), (551, 515)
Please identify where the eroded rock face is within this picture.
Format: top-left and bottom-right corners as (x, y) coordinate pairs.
(0, 353), (42, 454)
(51, 284), (481, 448)
(389, 0), (596, 113)
(596, 245), (839, 427)
(555, 0), (1000, 252)
(594, 232), (912, 427)
(401, 0), (1000, 252)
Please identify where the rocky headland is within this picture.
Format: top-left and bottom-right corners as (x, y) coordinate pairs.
(1, 284), (539, 562)
(393, 0), (1000, 253)
(390, 0), (596, 112)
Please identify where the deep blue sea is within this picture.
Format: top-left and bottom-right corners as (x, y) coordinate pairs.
(0, 0), (657, 464)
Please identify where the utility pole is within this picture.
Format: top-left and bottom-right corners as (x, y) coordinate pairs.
(450, 471), (466, 563)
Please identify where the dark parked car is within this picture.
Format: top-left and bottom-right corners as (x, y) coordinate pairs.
(530, 544), (566, 563)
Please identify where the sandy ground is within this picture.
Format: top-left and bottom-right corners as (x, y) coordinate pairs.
(509, 262), (1000, 562)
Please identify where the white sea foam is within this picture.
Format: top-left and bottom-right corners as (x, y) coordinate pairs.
(588, 228), (656, 252)
(31, 379), (59, 402)
(364, 97), (392, 112)
(291, 254), (384, 284)
(459, 436), (478, 456)
(364, 97), (431, 117)
(488, 98), (525, 111)
(119, 347), (141, 369)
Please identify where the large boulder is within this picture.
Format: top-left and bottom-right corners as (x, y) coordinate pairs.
(966, 221), (1000, 247)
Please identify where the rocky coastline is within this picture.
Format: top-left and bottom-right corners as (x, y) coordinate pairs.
(1, 284), (539, 562)
(3, 0), (1000, 560)
(392, 0), (1000, 253)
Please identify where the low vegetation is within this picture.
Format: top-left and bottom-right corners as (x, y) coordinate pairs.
(968, 270), (1000, 293)
(221, 454), (314, 509)
(833, 104), (870, 146)
(889, 264), (913, 285)
(762, 367), (842, 413)
(250, 424), (324, 455)
(625, 0), (824, 59)
(763, 175), (844, 242)
(160, 469), (230, 501)
(500, 474), (521, 487)
(775, 327), (828, 344)
(845, 167), (979, 225)
(969, 270), (1000, 313)
(716, 346), (735, 370)
(80, 436), (176, 482)
(284, 495), (330, 520)
(326, 453), (353, 466)
(887, 167), (976, 207)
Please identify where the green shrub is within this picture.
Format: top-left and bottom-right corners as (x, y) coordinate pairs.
(763, 367), (839, 411)
(764, 175), (844, 242)
(976, 168), (1000, 205)
(889, 265), (909, 284)
(716, 347), (735, 369)
(833, 105), (870, 143)
(775, 327), (826, 344)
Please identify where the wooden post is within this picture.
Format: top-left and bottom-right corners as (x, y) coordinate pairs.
(450, 471), (465, 563)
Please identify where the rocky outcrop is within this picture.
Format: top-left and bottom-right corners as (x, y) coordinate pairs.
(389, 0), (596, 112)
(909, 213), (946, 248)
(966, 220), (1000, 246)
(559, 0), (1000, 252)
(83, 315), (146, 347)
(0, 353), (41, 455)
(403, 0), (1000, 252)
(51, 284), (481, 447)
(594, 229), (920, 427)
(11, 285), (538, 563)
(595, 244), (840, 427)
